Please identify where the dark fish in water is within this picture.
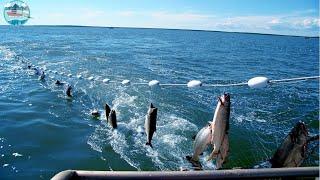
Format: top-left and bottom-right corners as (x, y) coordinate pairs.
(186, 124), (212, 168)
(270, 121), (309, 168)
(105, 104), (111, 120)
(91, 109), (100, 117)
(33, 67), (41, 75)
(208, 93), (231, 169)
(65, 84), (72, 97)
(144, 103), (157, 148)
(55, 80), (65, 85)
(39, 71), (45, 80)
(108, 110), (117, 129)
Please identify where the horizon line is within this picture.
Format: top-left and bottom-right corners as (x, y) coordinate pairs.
(0, 24), (319, 38)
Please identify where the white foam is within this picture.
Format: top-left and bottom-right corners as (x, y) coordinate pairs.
(12, 153), (22, 157)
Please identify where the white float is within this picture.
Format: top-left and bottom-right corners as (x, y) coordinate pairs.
(122, 80), (130, 85)
(148, 80), (160, 87)
(187, 80), (202, 88)
(247, 76), (269, 88)
(76, 74), (82, 79)
(87, 76), (94, 81)
(67, 74), (72, 77)
(102, 79), (110, 83)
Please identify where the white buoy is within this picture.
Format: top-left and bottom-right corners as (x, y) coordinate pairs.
(148, 80), (160, 87)
(248, 76), (269, 88)
(122, 80), (130, 85)
(102, 79), (110, 83)
(67, 73), (72, 77)
(187, 80), (202, 88)
(76, 74), (82, 79)
(87, 76), (94, 81)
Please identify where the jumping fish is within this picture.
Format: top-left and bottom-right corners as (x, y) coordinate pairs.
(208, 93), (231, 169)
(186, 124), (212, 168)
(65, 84), (72, 97)
(270, 121), (309, 168)
(108, 110), (117, 129)
(105, 103), (111, 120)
(144, 103), (157, 148)
(39, 71), (45, 80)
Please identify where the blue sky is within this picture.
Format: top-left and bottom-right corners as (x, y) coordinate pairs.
(0, 0), (319, 36)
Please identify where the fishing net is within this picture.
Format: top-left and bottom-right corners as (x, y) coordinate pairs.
(1, 43), (319, 171)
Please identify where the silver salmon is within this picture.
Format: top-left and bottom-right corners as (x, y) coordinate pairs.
(270, 121), (308, 168)
(208, 93), (230, 169)
(145, 103), (157, 148)
(186, 124), (212, 168)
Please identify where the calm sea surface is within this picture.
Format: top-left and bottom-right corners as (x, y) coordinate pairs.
(0, 26), (319, 179)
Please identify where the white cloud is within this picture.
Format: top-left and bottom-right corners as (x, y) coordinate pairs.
(269, 18), (280, 24)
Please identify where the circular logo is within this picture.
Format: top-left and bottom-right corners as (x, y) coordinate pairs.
(3, 0), (30, 26)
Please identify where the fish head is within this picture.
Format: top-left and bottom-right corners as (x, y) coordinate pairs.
(217, 93), (231, 107)
(290, 121), (308, 143)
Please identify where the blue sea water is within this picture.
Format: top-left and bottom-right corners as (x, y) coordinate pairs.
(0, 26), (319, 179)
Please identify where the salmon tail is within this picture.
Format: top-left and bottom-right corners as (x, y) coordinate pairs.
(146, 142), (153, 148)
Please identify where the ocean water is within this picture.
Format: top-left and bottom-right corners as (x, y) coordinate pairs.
(0, 26), (319, 179)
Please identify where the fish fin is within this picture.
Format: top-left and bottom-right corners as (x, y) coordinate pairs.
(192, 135), (196, 140)
(186, 155), (192, 161)
(207, 150), (219, 161)
(146, 142), (153, 148)
(150, 103), (155, 108)
(186, 156), (202, 168)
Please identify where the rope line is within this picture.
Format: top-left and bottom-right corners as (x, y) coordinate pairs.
(16, 57), (320, 89)
(268, 76), (320, 83)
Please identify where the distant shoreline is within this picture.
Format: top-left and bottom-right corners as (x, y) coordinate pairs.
(0, 25), (319, 38)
